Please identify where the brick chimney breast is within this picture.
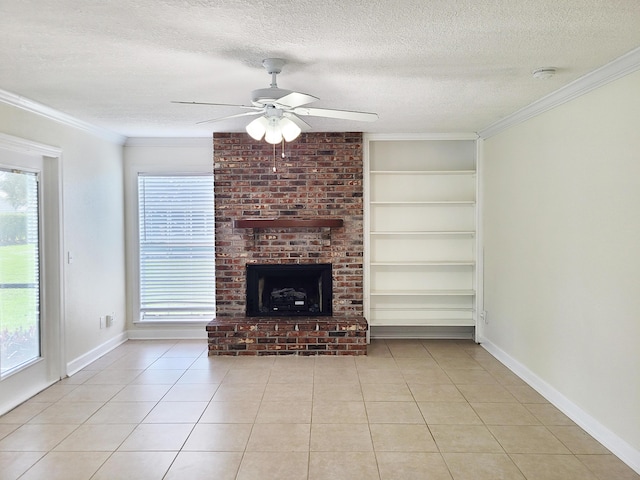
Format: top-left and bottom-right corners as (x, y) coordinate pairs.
(213, 132), (364, 319)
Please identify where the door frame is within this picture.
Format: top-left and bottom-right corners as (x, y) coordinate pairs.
(0, 132), (64, 415)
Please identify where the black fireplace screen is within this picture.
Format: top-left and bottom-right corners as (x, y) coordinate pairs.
(246, 263), (332, 317)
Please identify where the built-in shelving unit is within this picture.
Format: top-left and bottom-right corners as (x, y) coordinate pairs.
(365, 136), (478, 336)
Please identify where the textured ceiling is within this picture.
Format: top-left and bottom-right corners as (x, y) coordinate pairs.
(1, 0), (640, 138)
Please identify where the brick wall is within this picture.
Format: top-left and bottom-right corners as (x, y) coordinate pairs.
(213, 132), (364, 318)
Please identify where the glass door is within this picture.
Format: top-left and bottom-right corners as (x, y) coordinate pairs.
(0, 167), (41, 377)
(0, 144), (61, 415)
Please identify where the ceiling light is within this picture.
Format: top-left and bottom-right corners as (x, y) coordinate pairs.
(245, 114), (302, 144)
(532, 67), (557, 79)
(246, 116), (269, 141)
(264, 117), (283, 144)
(279, 117), (302, 142)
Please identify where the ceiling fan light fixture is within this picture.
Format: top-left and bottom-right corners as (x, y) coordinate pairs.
(264, 117), (283, 144)
(248, 115), (301, 144)
(280, 117), (302, 142)
(246, 116), (269, 140)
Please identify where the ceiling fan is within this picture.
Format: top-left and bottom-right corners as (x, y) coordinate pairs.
(173, 58), (378, 144)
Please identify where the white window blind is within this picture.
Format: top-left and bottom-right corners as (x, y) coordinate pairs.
(137, 174), (215, 321)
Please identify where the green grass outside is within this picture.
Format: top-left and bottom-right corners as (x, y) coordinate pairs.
(0, 244), (39, 332)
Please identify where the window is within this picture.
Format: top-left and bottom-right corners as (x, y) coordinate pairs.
(137, 174), (214, 321)
(0, 167), (41, 376)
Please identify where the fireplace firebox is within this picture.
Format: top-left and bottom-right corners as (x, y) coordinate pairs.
(246, 264), (332, 317)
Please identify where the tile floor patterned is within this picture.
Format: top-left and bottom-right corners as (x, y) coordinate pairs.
(0, 339), (638, 480)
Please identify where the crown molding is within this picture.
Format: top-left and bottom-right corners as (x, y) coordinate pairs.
(0, 89), (126, 145)
(479, 45), (640, 139)
(0, 132), (62, 157)
(124, 137), (212, 148)
(365, 132), (478, 141)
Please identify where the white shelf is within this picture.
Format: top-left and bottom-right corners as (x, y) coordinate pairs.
(371, 204), (475, 232)
(370, 231), (475, 236)
(371, 261), (475, 266)
(370, 170), (476, 175)
(370, 200), (475, 205)
(369, 306), (475, 327)
(370, 289), (475, 296)
(371, 307), (474, 312)
(369, 318), (476, 327)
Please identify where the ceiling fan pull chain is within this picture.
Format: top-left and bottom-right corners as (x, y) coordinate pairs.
(273, 143), (277, 172)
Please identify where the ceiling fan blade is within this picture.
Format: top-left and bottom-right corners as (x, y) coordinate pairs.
(195, 110), (263, 125)
(283, 112), (311, 130)
(292, 107), (378, 122)
(273, 92), (319, 109)
(172, 101), (261, 111)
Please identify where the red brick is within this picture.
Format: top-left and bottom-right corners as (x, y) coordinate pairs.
(211, 132), (365, 356)
(214, 133), (364, 320)
(207, 316), (368, 356)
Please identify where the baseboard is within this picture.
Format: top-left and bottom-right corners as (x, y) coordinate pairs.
(370, 325), (475, 340)
(127, 324), (208, 340)
(66, 327), (206, 374)
(0, 379), (58, 417)
(481, 339), (640, 475)
(66, 332), (128, 376)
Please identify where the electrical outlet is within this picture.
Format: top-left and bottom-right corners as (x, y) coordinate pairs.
(481, 310), (488, 324)
(106, 314), (114, 327)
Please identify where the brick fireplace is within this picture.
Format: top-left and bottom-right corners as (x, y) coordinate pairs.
(245, 263), (333, 317)
(207, 132), (367, 355)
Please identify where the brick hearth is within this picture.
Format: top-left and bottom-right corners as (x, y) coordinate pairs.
(206, 316), (368, 355)
(210, 132), (367, 355)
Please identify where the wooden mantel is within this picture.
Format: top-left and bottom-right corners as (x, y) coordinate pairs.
(234, 218), (344, 229)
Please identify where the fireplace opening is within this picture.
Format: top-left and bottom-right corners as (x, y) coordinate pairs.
(246, 263), (333, 317)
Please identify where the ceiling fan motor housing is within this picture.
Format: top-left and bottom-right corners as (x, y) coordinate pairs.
(262, 58), (285, 74)
(251, 87), (293, 105)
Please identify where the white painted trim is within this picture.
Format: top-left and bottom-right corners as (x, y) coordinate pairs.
(42, 152), (66, 379)
(479, 45), (640, 139)
(0, 134), (66, 411)
(481, 339), (640, 475)
(474, 138), (484, 342)
(370, 326), (475, 340)
(0, 89), (126, 145)
(0, 132), (62, 157)
(125, 137), (212, 147)
(365, 132), (478, 141)
(0, 379), (58, 416)
(66, 332), (128, 376)
(127, 326), (208, 340)
(362, 135), (372, 338)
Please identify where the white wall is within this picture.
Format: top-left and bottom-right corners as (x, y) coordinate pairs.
(482, 69), (640, 468)
(123, 138), (212, 339)
(0, 102), (127, 372)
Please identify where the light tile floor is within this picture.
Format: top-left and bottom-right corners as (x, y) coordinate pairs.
(0, 339), (638, 480)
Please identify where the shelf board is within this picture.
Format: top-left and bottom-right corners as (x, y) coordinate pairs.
(370, 261), (475, 266)
(370, 289), (475, 296)
(234, 218), (343, 229)
(370, 231), (475, 236)
(369, 319), (476, 327)
(371, 307), (474, 312)
(370, 200), (475, 205)
(370, 170), (476, 175)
